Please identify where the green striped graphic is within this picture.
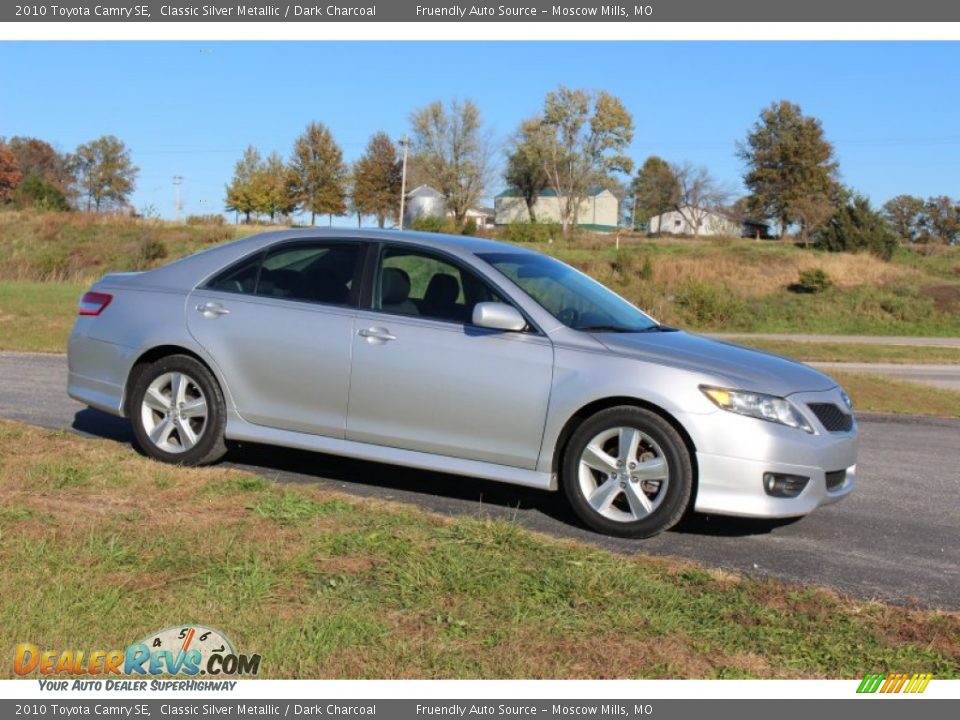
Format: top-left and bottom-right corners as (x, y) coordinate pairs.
(856, 673), (886, 693)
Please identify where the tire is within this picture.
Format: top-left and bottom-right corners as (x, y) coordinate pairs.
(129, 354), (228, 466)
(561, 406), (692, 538)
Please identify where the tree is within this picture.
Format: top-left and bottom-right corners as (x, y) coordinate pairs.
(921, 195), (959, 244)
(410, 99), (490, 227)
(504, 118), (550, 222)
(7, 136), (75, 202)
(536, 86), (634, 234)
(13, 174), (69, 211)
(74, 135), (138, 212)
(671, 162), (731, 237)
(289, 122), (348, 226)
(815, 193), (899, 260)
(351, 132), (402, 228)
(631, 156), (678, 232)
(225, 146), (263, 223)
(252, 151), (297, 223)
(882, 195), (926, 243)
(0, 141), (23, 204)
(737, 100), (840, 236)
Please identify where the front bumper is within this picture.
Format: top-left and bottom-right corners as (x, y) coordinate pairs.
(681, 387), (858, 518)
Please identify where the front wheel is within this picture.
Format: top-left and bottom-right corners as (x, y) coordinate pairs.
(561, 406), (693, 538)
(130, 354), (228, 466)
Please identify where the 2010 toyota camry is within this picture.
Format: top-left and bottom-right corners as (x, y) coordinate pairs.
(67, 229), (857, 537)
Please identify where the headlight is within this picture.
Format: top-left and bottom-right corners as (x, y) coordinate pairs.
(700, 386), (814, 433)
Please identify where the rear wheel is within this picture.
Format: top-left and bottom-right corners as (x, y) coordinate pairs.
(561, 406), (692, 538)
(130, 354), (227, 466)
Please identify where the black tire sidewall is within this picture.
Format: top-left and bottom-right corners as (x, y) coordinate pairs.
(130, 354), (226, 466)
(562, 406), (692, 538)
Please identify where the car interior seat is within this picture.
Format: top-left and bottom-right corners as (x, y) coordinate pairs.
(380, 267), (419, 316)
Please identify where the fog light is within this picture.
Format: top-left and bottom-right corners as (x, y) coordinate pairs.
(763, 472), (810, 498)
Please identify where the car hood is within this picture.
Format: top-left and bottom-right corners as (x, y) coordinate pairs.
(592, 330), (838, 396)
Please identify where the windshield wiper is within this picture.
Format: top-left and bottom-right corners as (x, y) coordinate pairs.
(578, 325), (643, 333)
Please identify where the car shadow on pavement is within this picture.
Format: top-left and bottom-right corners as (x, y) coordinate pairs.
(72, 407), (795, 540)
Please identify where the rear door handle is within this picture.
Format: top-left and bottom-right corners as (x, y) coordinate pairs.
(196, 302), (230, 318)
(358, 327), (397, 342)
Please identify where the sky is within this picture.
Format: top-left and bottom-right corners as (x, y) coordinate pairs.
(2, 41), (958, 223)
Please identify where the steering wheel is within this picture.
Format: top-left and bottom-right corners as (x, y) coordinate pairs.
(557, 306), (580, 327)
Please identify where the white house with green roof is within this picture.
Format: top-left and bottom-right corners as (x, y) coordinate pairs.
(494, 187), (619, 231)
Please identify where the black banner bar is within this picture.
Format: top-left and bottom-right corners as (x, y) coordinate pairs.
(0, 700), (956, 720)
(4, 1), (960, 23)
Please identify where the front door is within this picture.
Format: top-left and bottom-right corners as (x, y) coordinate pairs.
(345, 245), (554, 469)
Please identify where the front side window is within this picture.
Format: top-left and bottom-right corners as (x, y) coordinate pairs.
(478, 251), (658, 333)
(374, 246), (506, 324)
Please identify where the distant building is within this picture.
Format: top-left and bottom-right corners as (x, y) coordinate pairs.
(495, 187), (620, 231)
(649, 207), (772, 238)
(403, 184), (447, 227)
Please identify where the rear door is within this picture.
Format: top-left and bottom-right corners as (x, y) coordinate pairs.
(345, 244), (554, 470)
(187, 240), (364, 437)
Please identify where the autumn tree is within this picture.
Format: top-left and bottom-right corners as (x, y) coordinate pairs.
(631, 156), (678, 232)
(410, 98), (490, 227)
(504, 118), (550, 222)
(74, 135), (138, 212)
(225, 146), (263, 223)
(253, 151), (297, 223)
(0, 140), (23, 204)
(671, 162), (731, 237)
(289, 122), (348, 226)
(737, 100), (840, 236)
(921, 195), (960, 244)
(351, 132), (402, 228)
(7, 136), (75, 201)
(882, 194), (926, 243)
(536, 86), (634, 234)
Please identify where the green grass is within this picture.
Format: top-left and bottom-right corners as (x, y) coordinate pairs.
(1, 420), (957, 679)
(830, 372), (960, 418)
(0, 280), (86, 352)
(733, 339), (960, 365)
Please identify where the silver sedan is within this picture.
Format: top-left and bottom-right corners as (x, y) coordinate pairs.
(67, 229), (857, 537)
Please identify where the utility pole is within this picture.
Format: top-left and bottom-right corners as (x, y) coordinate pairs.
(173, 175), (183, 222)
(398, 135), (409, 230)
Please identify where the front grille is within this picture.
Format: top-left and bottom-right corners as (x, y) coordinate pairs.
(825, 470), (847, 491)
(808, 402), (854, 432)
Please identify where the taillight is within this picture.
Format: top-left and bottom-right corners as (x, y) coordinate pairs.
(78, 291), (113, 316)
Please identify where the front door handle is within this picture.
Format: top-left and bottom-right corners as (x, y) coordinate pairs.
(358, 326), (397, 342)
(196, 302), (230, 318)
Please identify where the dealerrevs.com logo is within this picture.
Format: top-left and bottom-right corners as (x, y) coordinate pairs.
(14, 625), (261, 680)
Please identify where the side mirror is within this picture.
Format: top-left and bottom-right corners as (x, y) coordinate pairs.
(472, 302), (527, 332)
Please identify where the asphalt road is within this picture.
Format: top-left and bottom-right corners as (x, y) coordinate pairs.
(709, 333), (960, 348)
(810, 362), (960, 391)
(1, 351), (958, 610)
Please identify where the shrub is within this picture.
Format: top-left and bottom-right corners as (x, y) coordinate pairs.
(502, 221), (561, 244)
(410, 215), (454, 234)
(674, 280), (743, 327)
(815, 195), (899, 261)
(186, 214), (225, 226)
(131, 236), (168, 269)
(461, 218), (478, 236)
(13, 176), (70, 212)
(794, 268), (833, 294)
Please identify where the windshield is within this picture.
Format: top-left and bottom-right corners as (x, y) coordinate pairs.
(477, 252), (658, 333)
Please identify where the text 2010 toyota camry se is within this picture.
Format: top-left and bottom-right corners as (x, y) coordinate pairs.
(67, 229), (857, 537)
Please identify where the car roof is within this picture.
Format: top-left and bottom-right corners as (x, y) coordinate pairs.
(130, 228), (538, 291)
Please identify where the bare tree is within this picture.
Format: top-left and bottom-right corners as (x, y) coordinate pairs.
(670, 162), (731, 237)
(409, 99), (491, 227)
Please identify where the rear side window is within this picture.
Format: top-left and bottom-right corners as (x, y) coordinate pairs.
(206, 254), (260, 295)
(204, 242), (363, 307)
